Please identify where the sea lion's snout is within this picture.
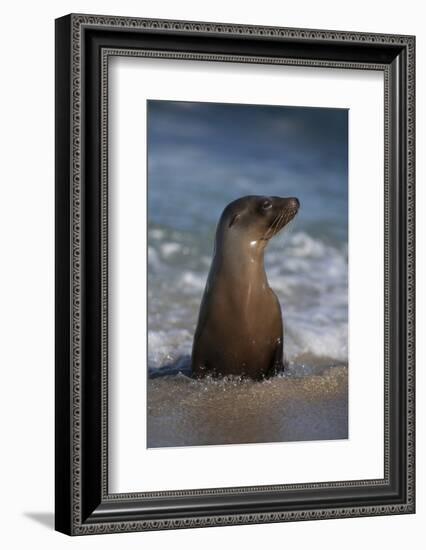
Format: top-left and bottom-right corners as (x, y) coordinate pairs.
(274, 196), (299, 211)
(288, 197), (300, 210)
(265, 196), (300, 237)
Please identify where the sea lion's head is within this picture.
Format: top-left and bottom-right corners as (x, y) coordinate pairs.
(218, 195), (299, 248)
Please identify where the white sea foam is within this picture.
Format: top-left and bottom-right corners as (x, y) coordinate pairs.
(179, 271), (206, 291)
(160, 242), (182, 257)
(149, 228), (165, 240)
(147, 246), (162, 271)
(148, 329), (193, 370)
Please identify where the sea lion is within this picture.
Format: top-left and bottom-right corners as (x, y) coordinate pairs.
(191, 195), (299, 379)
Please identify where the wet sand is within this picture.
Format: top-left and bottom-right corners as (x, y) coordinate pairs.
(147, 364), (348, 448)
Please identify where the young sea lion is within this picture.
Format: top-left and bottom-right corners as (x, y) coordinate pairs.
(191, 195), (299, 379)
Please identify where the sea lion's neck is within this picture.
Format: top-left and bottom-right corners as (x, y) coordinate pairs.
(212, 237), (269, 287)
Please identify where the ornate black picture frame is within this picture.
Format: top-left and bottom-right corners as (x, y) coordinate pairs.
(55, 13), (415, 535)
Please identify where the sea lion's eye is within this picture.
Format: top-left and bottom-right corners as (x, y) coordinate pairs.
(262, 200), (272, 210)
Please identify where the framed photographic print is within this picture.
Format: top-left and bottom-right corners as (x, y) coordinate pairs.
(55, 14), (415, 535)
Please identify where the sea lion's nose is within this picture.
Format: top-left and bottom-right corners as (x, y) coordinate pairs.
(288, 197), (300, 209)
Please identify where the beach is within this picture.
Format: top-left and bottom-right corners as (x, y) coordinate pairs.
(147, 364), (348, 448)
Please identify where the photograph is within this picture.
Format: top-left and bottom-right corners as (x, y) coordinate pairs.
(146, 100), (349, 448)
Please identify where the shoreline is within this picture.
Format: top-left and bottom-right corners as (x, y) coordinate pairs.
(147, 364), (348, 448)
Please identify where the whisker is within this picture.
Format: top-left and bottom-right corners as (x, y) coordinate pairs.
(268, 210), (285, 238)
(265, 209), (286, 240)
(273, 209), (289, 236)
(271, 211), (284, 237)
(263, 212), (280, 240)
(262, 206), (298, 242)
(278, 214), (297, 241)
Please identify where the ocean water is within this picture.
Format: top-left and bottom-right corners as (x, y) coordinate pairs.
(147, 101), (348, 447)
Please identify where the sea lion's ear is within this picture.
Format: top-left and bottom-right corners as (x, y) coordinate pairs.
(228, 213), (240, 228)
